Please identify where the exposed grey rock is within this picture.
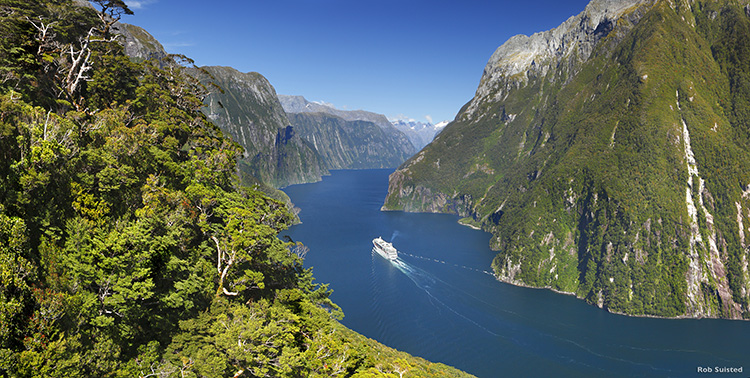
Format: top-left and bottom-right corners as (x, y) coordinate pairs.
(390, 119), (447, 151)
(466, 0), (655, 120)
(279, 95), (393, 130)
(289, 112), (414, 170)
(113, 23), (168, 62)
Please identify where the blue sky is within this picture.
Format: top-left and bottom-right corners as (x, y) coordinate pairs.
(122, 0), (590, 123)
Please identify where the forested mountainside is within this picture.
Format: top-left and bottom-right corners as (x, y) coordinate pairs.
(0, 0), (472, 376)
(194, 66), (328, 189)
(288, 112), (415, 170)
(384, 0), (750, 319)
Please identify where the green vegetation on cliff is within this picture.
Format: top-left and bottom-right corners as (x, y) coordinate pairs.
(384, 0), (750, 319)
(0, 1), (472, 376)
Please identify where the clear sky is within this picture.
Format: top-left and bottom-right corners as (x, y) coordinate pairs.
(121, 0), (590, 123)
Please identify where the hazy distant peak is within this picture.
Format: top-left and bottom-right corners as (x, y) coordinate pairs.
(390, 119), (448, 150)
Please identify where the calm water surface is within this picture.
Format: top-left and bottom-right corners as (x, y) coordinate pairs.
(281, 169), (750, 377)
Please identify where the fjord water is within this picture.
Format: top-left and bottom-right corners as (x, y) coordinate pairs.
(281, 169), (750, 377)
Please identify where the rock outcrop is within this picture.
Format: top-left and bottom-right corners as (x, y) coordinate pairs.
(114, 23), (168, 63)
(466, 0), (654, 120)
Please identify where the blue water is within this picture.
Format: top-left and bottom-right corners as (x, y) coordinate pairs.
(281, 169), (750, 377)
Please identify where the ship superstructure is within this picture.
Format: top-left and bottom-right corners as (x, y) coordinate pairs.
(372, 237), (398, 261)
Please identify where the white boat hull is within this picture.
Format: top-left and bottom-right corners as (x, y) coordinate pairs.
(372, 237), (398, 261)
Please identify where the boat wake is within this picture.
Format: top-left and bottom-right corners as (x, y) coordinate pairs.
(398, 251), (494, 276)
(386, 256), (500, 337)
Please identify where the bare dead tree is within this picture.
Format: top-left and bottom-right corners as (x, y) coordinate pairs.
(25, 16), (59, 57)
(88, 0), (133, 40)
(292, 243), (309, 259)
(63, 27), (95, 108)
(22, 1), (135, 111)
(212, 236), (240, 297)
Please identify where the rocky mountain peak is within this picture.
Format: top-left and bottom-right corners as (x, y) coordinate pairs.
(114, 23), (167, 62)
(468, 0), (654, 119)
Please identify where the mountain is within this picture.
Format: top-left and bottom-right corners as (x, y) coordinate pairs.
(113, 27), (326, 192)
(383, 0), (750, 319)
(75, 0), (167, 63)
(279, 95), (391, 128)
(279, 94), (416, 155)
(113, 22), (168, 62)
(288, 112), (415, 169)
(391, 118), (448, 150)
(193, 67), (328, 188)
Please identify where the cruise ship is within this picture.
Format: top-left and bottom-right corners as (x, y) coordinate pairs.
(372, 237), (398, 261)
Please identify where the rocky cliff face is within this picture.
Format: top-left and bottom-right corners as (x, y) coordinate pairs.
(383, 0), (750, 319)
(195, 67), (327, 188)
(113, 26), (323, 193)
(288, 112), (414, 169)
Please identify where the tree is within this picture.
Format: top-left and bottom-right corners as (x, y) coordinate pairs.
(88, 0), (133, 40)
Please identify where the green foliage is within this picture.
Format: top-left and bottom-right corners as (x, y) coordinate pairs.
(86, 46), (139, 110)
(0, 0), (472, 376)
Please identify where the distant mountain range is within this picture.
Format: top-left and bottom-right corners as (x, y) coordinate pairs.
(278, 95), (396, 130)
(288, 112), (414, 170)
(390, 119), (448, 150)
(113, 25), (419, 188)
(279, 95), (446, 151)
(279, 95), (417, 169)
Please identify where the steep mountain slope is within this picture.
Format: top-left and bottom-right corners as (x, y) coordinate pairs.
(279, 94), (416, 156)
(383, 0), (750, 319)
(288, 112), (414, 169)
(112, 27), (322, 193)
(391, 119), (448, 150)
(195, 67), (328, 188)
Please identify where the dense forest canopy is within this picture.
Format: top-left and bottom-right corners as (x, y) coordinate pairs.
(0, 1), (471, 376)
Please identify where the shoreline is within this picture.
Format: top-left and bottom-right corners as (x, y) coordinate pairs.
(381, 206), (749, 321)
(457, 219), (482, 230)
(492, 275), (749, 321)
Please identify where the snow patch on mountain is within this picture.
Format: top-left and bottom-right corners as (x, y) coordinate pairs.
(390, 119), (448, 151)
